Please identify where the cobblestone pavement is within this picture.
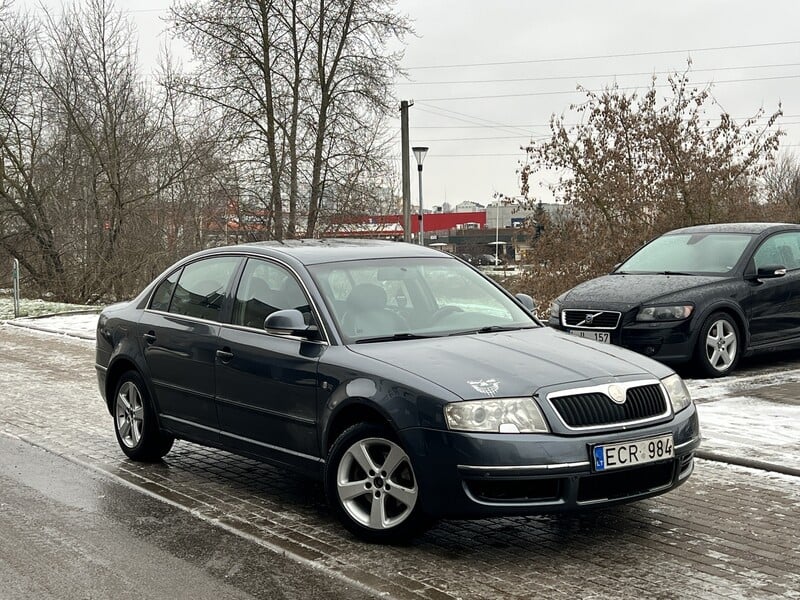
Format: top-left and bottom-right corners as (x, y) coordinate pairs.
(1, 325), (799, 600)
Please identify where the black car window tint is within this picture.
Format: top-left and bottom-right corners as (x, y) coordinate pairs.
(150, 269), (180, 311)
(169, 256), (240, 321)
(233, 260), (312, 328)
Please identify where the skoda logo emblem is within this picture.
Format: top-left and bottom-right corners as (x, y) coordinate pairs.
(608, 384), (626, 404)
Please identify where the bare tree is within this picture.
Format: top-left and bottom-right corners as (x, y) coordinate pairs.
(170, 0), (410, 240)
(0, 0), (228, 302)
(0, 4), (68, 296)
(514, 72), (784, 309)
(763, 152), (800, 220)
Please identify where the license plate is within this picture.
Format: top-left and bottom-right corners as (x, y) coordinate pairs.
(592, 434), (674, 472)
(569, 330), (610, 343)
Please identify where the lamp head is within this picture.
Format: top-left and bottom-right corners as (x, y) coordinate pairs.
(412, 146), (429, 166)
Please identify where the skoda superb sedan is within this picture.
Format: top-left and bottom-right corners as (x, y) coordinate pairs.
(96, 240), (699, 542)
(549, 223), (800, 377)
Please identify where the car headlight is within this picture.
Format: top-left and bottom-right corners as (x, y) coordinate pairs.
(636, 304), (693, 322)
(661, 373), (692, 413)
(444, 398), (549, 433)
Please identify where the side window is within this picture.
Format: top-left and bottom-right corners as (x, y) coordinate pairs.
(150, 269), (180, 312)
(169, 256), (240, 321)
(753, 232), (800, 271)
(232, 259), (312, 329)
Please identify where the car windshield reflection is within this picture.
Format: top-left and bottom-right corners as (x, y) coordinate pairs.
(617, 232), (755, 275)
(308, 257), (537, 343)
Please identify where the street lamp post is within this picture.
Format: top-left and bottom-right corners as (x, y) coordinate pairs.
(412, 146), (428, 245)
(495, 201), (501, 265)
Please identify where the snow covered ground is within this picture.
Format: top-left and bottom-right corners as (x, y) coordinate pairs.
(3, 311), (798, 474)
(0, 296), (99, 320)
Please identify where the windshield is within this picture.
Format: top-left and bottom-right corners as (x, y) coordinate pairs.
(308, 257), (537, 343)
(617, 232), (754, 275)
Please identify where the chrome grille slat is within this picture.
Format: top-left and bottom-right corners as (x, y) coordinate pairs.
(562, 309), (621, 330)
(550, 384), (667, 429)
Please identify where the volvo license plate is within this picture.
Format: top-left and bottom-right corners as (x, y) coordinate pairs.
(592, 434), (674, 471)
(569, 330), (610, 343)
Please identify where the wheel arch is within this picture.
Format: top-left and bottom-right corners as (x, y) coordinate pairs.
(322, 400), (395, 454)
(104, 357), (143, 414)
(692, 301), (749, 351)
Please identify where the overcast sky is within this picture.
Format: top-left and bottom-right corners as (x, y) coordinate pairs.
(19, 0), (800, 209)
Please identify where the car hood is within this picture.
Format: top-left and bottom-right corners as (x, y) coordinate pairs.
(562, 273), (723, 309)
(348, 327), (670, 400)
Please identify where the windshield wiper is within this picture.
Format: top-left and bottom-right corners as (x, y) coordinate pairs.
(658, 270), (694, 276)
(449, 325), (536, 336)
(355, 332), (438, 344)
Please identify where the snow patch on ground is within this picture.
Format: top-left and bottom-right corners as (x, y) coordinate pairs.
(8, 313), (100, 340)
(0, 297), (100, 319)
(688, 370), (800, 402)
(695, 396), (800, 467)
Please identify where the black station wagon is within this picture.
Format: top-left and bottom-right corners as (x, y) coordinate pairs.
(96, 240), (700, 541)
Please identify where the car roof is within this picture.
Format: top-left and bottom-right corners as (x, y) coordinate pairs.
(665, 222), (800, 235)
(203, 238), (447, 265)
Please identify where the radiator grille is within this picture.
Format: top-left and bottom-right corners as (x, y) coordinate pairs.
(562, 309), (621, 329)
(551, 384), (666, 428)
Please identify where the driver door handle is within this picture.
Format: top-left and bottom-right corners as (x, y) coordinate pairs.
(143, 331), (156, 344)
(216, 348), (234, 363)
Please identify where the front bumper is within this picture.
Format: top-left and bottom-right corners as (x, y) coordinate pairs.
(549, 316), (696, 365)
(401, 405), (700, 519)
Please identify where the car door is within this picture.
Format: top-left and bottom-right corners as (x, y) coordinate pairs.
(743, 231), (800, 346)
(215, 257), (324, 469)
(139, 255), (242, 441)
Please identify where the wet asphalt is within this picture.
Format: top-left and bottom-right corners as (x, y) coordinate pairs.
(0, 434), (375, 600)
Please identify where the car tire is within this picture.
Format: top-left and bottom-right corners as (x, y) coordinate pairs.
(695, 312), (740, 378)
(113, 371), (174, 461)
(325, 422), (429, 543)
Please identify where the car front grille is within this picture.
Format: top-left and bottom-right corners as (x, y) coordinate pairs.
(562, 309), (621, 329)
(549, 383), (667, 429)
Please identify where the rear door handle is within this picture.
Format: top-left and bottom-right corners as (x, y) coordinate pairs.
(143, 331), (156, 344)
(216, 348), (234, 363)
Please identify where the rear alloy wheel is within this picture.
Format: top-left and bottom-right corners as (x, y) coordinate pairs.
(696, 312), (740, 377)
(113, 371), (174, 461)
(325, 423), (428, 542)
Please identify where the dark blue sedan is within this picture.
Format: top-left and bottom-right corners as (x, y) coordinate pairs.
(96, 240), (700, 542)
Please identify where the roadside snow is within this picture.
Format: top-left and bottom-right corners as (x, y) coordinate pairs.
(695, 396), (800, 467)
(0, 297), (100, 319)
(8, 313), (100, 340)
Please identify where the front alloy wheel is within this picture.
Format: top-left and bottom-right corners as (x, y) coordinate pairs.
(325, 423), (428, 542)
(697, 312), (740, 377)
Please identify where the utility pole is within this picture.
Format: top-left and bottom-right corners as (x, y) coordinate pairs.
(400, 100), (413, 243)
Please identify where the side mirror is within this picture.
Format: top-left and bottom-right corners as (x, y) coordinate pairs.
(515, 293), (537, 312)
(748, 265), (787, 280)
(265, 309), (318, 339)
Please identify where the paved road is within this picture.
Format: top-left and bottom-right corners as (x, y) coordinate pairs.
(1, 325), (798, 600)
(0, 434), (374, 600)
